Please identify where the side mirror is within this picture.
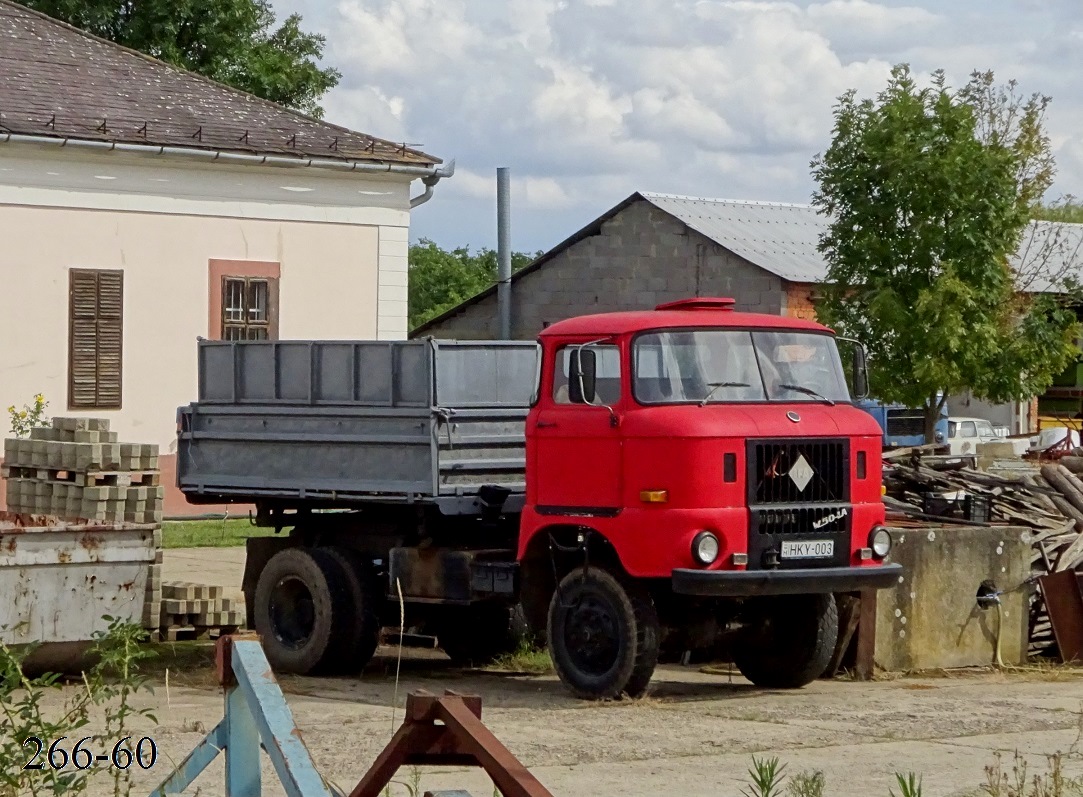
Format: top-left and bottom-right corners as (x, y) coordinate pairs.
(852, 345), (869, 400)
(570, 348), (597, 404)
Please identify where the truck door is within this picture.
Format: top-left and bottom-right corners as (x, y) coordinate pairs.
(532, 344), (623, 514)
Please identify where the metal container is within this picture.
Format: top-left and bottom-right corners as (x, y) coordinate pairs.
(178, 339), (540, 505)
(0, 513), (157, 646)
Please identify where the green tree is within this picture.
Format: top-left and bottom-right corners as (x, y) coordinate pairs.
(812, 65), (1080, 438)
(18, 0), (339, 117)
(409, 239), (541, 330)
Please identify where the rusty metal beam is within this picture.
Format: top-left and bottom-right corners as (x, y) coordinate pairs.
(349, 691), (553, 797)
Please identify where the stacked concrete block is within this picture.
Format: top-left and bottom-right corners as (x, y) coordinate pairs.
(2, 417), (162, 523)
(159, 582), (244, 640)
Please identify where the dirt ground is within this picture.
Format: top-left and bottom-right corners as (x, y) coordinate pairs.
(41, 644), (1083, 797)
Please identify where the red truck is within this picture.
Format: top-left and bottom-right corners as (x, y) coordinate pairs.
(178, 297), (900, 699)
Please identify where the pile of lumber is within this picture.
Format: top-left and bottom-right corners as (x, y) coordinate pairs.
(883, 454), (1083, 654)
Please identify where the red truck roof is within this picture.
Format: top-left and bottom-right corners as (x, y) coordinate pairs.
(539, 297), (833, 338)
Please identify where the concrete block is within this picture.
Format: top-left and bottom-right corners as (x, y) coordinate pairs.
(874, 525), (1030, 671)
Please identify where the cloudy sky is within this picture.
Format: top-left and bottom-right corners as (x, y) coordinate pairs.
(276, 0), (1083, 254)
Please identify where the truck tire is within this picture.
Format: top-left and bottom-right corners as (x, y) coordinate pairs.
(322, 547), (383, 673)
(253, 548), (353, 675)
(547, 568), (660, 700)
(734, 593), (838, 689)
(435, 602), (525, 666)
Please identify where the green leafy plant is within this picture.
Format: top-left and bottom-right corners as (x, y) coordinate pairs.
(490, 639), (553, 674)
(743, 756), (787, 797)
(0, 617), (158, 797)
(812, 65), (1080, 440)
(7, 394), (49, 438)
(891, 772), (924, 797)
(788, 770), (826, 797)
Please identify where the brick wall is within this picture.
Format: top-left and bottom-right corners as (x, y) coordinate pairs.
(420, 198), (787, 340)
(783, 282), (819, 321)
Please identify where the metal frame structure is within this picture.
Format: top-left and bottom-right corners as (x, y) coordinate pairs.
(147, 635), (335, 797)
(149, 636), (554, 797)
(348, 691), (553, 797)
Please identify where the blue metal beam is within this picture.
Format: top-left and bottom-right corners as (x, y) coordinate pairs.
(147, 720), (226, 795)
(230, 640), (335, 797)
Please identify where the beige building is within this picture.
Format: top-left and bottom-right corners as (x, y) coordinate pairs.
(0, 1), (449, 513)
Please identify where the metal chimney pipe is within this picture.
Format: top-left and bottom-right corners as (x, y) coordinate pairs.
(497, 167), (512, 340)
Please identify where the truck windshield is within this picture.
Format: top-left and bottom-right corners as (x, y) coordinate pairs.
(633, 329), (850, 404)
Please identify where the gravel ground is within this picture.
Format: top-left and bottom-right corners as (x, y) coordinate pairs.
(36, 647), (1083, 797)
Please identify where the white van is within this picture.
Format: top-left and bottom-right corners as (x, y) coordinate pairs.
(939, 416), (1001, 455)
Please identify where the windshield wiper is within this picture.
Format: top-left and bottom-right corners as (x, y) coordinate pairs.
(699, 382), (751, 406)
(778, 383), (836, 406)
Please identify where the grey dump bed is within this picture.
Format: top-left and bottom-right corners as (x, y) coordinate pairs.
(177, 339), (538, 505)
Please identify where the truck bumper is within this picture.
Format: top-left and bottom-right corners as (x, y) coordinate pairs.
(671, 563), (903, 597)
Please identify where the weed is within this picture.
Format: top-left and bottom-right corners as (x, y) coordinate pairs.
(742, 756), (787, 797)
(891, 772), (923, 797)
(983, 751), (1083, 797)
(788, 771), (826, 797)
(0, 617), (158, 797)
(6, 394), (48, 438)
(490, 640), (553, 674)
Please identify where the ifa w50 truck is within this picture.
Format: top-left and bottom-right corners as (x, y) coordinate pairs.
(178, 297), (901, 699)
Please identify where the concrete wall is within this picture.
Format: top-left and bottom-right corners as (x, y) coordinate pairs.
(420, 198), (787, 340)
(948, 392), (1031, 435)
(875, 525), (1031, 671)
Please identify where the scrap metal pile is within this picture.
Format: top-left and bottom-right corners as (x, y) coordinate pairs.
(883, 452), (1083, 655)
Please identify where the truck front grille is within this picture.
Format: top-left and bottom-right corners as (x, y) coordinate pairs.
(885, 409), (924, 437)
(749, 439), (849, 505)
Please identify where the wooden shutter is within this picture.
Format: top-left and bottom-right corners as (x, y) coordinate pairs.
(69, 269), (123, 409)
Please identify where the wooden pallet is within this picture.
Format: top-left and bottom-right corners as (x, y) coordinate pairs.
(158, 624), (241, 642)
(0, 465), (160, 487)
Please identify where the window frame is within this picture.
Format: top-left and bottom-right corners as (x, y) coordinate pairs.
(221, 276), (275, 340)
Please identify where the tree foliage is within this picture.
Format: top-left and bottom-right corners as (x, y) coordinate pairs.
(18, 0), (340, 117)
(812, 65), (1080, 437)
(409, 239), (541, 331)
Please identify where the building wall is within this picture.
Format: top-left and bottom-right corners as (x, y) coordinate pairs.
(0, 143), (419, 513)
(420, 198), (786, 340)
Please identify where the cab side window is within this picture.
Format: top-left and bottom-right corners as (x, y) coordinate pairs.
(553, 345), (622, 405)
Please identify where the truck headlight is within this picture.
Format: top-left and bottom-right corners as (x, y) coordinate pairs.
(869, 527), (892, 559)
(692, 531), (720, 565)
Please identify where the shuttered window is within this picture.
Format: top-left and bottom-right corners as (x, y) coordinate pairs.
(69, 269), (123, 409)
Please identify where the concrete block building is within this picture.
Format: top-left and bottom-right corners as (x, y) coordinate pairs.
(413, 192), (823, 340)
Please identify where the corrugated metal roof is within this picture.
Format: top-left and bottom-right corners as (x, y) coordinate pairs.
(642, 192), (1083, 291)
(641, 193), (829, 282)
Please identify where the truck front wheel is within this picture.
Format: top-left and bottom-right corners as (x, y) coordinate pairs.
(547, 568), (659, 700)
(734, 593), (838, 689)
(253, 548), (353, 675)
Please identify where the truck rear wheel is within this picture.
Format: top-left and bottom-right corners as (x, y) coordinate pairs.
(253, 548), (353, 675)
(434, 602), (526, 666)
(734, 593), (838, 689)
(322, 547), (383, 674)
(547, 568), (659, 700)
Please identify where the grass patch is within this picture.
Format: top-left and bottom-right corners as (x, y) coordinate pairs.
(161, 518), (277, 548)
(489, 641), (553, 675)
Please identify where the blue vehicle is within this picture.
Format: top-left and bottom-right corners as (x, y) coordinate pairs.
(855, 398), (949, 448)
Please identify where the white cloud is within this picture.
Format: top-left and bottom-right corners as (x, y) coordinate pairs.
(273, 0), (1083, 250)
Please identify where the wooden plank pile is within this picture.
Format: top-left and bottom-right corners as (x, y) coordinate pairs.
(883, 452), (1083, 654)
(157, 581), (244, 641)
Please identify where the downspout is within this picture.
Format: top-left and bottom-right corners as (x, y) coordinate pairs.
(410, 160), (456, 208)
(0, 132), (452, 179)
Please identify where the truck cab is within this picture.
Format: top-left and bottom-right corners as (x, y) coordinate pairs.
(515, 298), (900, 697)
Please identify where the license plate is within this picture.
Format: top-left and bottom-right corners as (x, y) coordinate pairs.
(780, 540), (834, 559)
